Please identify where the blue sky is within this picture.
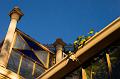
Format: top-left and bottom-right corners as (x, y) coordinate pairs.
(0, 0), (120, 44)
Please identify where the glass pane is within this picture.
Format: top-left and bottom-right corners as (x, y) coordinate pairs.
(14, 34), (30, 50)
(34, 63), (45, 78)
(7, 50), (20, 73)
(16, 49), (44, 65)
(34, 50), (48, 65)
(89, 57), (108, 79)
(109, 43), (120, 78)
(20, 57), (34, 79)
(20, 34), (44, 50)
(64, 67), (82, 79)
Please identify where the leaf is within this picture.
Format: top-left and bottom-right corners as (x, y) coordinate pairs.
(88, 29), (94, 34)
(74, 40), (78, 44)
(81, 38), (86, 43)
(77, 36), (84, 40)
